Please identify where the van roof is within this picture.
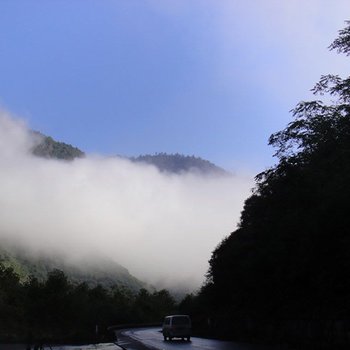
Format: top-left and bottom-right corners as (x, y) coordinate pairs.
(165, 315), (190, 318)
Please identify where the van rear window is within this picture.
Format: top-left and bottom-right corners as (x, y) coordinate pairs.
(172, 316), (190, 325)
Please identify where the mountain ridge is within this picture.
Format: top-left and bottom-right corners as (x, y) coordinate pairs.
(31, 131), (85, 160)
(130, 152), (228, 175)
(32, 132), (228, 175)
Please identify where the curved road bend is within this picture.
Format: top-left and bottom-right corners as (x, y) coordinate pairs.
(116, 327), (276, 350)
(49, 343), (123, 350)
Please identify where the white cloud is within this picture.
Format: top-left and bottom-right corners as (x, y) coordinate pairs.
(0, 111), (253, 290)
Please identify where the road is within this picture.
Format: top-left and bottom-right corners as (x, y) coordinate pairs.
(49, 343), (122, 350)
(115, 327), (276, 350)
(1, 344), (122, 350)
(2, 328), (275, 350)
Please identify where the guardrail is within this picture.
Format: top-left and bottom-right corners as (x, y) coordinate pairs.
(108, 324), (162, 350)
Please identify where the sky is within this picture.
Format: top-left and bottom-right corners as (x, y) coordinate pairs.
(0, 1), (348, 172)
(0, 1), (349, 290)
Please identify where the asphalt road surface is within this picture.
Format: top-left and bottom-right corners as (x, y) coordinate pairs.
(116, 327), (275, 350)
(49, 343), (123, 350)
(2, 328), (276, 350)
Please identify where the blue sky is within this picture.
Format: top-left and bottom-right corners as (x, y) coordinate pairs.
(0, 0), (348, 171)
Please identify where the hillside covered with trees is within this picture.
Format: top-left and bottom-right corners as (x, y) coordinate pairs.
(2, 133), (228, 291)
(31, 132), (227, 176)
(131, 153), (228, 175)
(0, 264), (176, 345)
(180, 22), (350, 348)
(31, 132), (85, 160)
(0, 246), (146, 292)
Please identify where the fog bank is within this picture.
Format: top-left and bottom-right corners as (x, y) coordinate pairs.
(0, 111), (253, 289)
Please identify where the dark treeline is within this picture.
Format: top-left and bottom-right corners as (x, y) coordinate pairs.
(0, 264), (176, 345)
(180, 22), (350, 348)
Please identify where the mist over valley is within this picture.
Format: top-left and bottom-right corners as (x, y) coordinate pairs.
(0, 111), (253, 292)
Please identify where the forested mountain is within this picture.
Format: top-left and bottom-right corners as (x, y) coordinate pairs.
(31, 131), (85, 160)
(180, 22), (350, 347)
(131, 153), (228, 175)
(7, 132), (227, 291)
(32, 132), (227, 175)
(0, 246), (146, 291)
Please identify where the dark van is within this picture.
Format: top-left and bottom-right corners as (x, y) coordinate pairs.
(162, 315), (191, 341)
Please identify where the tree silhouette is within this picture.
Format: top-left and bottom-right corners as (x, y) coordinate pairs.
(0, 264), (178, 344)
(196, 21), (350, 344)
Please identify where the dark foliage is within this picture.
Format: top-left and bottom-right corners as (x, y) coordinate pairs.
(0, 264), (176, 345)
(183, 22), (350, 346)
